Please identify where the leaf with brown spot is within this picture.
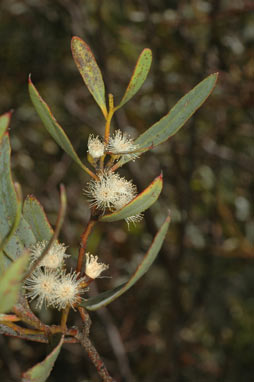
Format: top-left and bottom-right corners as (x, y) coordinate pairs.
(71, 36), (107, 118)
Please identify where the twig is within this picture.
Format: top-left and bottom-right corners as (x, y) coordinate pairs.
(77, 219), (96, 274)
(61, 306), (70, 332)
(77, 307), (116, 382)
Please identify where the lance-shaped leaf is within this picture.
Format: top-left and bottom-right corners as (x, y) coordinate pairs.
(83, 214), (170, 310)
(100, 173), (163, 222)
(0, 183), (22, 254)
(116, 73), (218, 169)
(116, 48), (152, 109)
(29, 77), (95, 178)
(0, 253), (29, 313)
(0, 128), (18, 227)
(23, 195), (53, 242)
(0, 133), (35, 267)
(22, 336), (64, 382)
(0, 111), (12, 141)
(71, 36), (107, 118)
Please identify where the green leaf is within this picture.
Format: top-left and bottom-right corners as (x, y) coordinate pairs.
(28, 77), (95, 178)
(116, 73), (218, 168)
(0, 183), (22, 254)
(0, 134), (16, 225)
(83, 214), (170, 310)
(71, 36), (107, 118)
(0, 134), (35, 267)
(23, 195), (53, 242)
(116, 48), (152, 109)
(0, 253), (29, 313)
(100, 173), (163, 222)
(22, 336), (64, 382)
(0, 111), (12, 141)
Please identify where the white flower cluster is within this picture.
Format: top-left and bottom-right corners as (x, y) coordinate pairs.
(108, 130), (140, 160)
(87, 135), (105, 159)
(85, 171), (136, 211)
(24, 241), (108, 310)
(86, 129), (143, 225)
(85, 253), (109, 279)
(85, 171), (143, 224)
(87, 129), (139, 162)
(29, 240), (68, 269)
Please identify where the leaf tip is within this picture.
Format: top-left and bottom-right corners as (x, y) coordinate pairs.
(71, 35), (80, 49)
(1, 110), (13, 126)
(143, 48), (152, 58)
(59, 183), (67, 206)
(28, 74), (36, 91)
(14, 182), (23, 202)
(71, 35), (90, 52)
(208, 72), (219, 83)
(71, 35), (81, 42)
(25, 194), (36, 201)
(207, 72), (219, 95)
(213, 72), (219, 83)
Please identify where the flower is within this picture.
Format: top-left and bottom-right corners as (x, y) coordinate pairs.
(85, 253), (109, 279)
(24, 268), (87, 311)
(52, 271), (87, 310)
(85, 171), (143, 225)
(29, 240), (68, 269)
(85, 171), (137, 212)
(108, 129), (139, 160)
(87, 135), (105, 159)
(24, 268), (60, 309)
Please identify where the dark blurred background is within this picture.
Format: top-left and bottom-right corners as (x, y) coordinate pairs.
(0, 1), (254, 381)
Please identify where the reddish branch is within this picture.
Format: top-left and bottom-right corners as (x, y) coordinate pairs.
(77, 307), (116, 382)
(77, 219), (96, 274)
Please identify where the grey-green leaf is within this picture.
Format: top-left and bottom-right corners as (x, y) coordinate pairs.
(0, 134), (35, 268)
(29, 77), (95, 178)
(116, 73), (218, 168)
(22, 336), (64, 382)
(0, 183), (22, 254)
(83, 214), (170, 310)
(100, 173), (163, 222)
(0, 253), (29, 313)
(71, 36), (107, 118)
(116, 48), (152, 109)
(23, 195), (53, 242)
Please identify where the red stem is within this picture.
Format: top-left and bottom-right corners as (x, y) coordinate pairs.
(77, 307), (116, 382)
(77, 219), (96, 274)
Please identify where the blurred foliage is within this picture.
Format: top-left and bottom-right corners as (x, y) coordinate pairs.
(0, 0), (253, 381)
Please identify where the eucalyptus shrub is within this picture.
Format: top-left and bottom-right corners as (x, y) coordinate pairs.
(0, 36), (217, 382)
